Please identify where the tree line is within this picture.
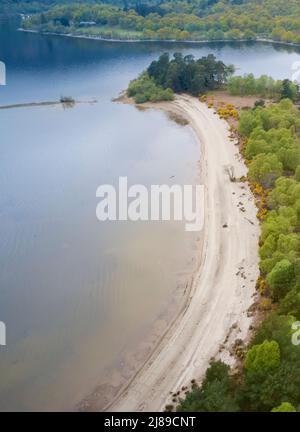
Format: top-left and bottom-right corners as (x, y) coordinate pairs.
(228, 74), (298, 100)
(20, 0), (300, 43)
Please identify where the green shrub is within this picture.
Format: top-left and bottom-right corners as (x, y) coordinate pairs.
(267, 259), (295, 300)
(248, 153), (283, 188)
(177, 361), (239, 412)
(271, 402), (297, 412)
(127, 72), (174, 103)
(244, 340), (281, 373)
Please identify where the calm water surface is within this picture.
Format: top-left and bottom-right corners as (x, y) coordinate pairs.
(1, 17), (300, 411)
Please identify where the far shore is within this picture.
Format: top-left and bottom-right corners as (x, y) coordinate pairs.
(94, 93), (260, 412)
(18, 28), (300, 48)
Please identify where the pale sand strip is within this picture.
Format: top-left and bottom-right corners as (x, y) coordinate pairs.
(106, 94), (259, 412)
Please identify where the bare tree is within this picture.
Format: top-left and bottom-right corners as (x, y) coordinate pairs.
(224, 164), (236, 182)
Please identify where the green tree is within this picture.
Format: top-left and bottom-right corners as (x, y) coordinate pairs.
(177, 361), (239, 412)
(281, 80), (297, 101)
(279, 289), (300, 320)
(295, 166), (300, 182)
(238, 111), (259, 136)
(267, 259), (295, 300)
(251, 312), (298, 359)
(271, 402), (297, 412)
(248, 153), (283, 188)
(244, 340), (281, 373)
(239, 359), (300, 411)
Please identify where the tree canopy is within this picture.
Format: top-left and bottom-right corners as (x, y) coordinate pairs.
(147, 52), (233, 95)
(20, 0), (300, 43)
(127, 53), (233, 101)
(244, 340), (281, 373)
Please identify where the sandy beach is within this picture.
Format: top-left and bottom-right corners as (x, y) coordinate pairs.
(104, 94), (259, 412)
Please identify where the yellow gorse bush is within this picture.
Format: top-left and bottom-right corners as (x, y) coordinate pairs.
(216, 103), (239, 119)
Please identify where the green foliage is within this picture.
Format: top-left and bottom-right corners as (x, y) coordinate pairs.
(281, 79), (298, 101)
(237, 310), (300, 411)
(279, 289), (300, 320)
(238, 111), (259, 137)
(0, 0), (53, 13)
(201, 360), (232, 387)
(127, 72), (174, 103)
(128, 53), (232, 102)
(177, 361), (239, 412)
(228, 74), (294, 99)
(20, 0), (300, 43)
(271, 402), (297, 412)
(147, 52), (232, 95)
(267, 259), (295, 300)
(295, 166), (300, 182)
(254, 99), (266, 108)
(177, 379), (239, 412)
(267, 176), (300, 209)
(0, 0), (102, 14)
(239, 99), (300, 138)
(239, 359), (300, 411)
(244, 340), (281, 373)
(261, 207), (298, 244)
(250, 312), (299, 362)
(248, 153), (283, 188)
(245, 127), (300, 172)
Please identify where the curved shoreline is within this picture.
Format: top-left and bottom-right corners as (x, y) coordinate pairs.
(18, 28), (300, 48)
(104, 94), (259, 412)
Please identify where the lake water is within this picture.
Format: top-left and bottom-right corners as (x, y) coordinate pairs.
(1, 16), (300, 411)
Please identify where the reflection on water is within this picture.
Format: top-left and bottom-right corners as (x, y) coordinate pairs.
(1, 16), (300, 411)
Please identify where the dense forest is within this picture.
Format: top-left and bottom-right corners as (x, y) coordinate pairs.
(0, 0), (102, 14)
(0, 0), (124, 14)
(17, 0), (300, 43)
(0, 1), (64, 14)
